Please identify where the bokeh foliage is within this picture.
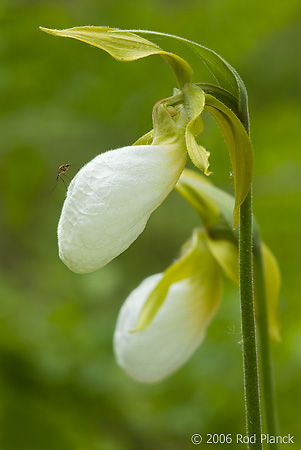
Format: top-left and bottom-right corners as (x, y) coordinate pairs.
(0, 0), (300, 448)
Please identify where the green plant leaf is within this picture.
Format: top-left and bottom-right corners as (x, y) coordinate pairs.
(197, 83), (239, 117)
(39, 26), (193, 89)
(204, 94), (254, 229)
(118, 29), (249, 130)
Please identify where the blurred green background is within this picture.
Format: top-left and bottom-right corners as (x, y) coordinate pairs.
(0, 0), (300, 448)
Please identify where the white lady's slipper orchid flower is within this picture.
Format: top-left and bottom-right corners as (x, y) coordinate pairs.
(114, 230), (222, 383)
(58, 98), (188, 273)
(58, 143), (186, 273)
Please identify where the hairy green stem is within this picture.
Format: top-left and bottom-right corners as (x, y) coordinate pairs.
(239, 189), (263, 449)
(254, 243), (279, 448)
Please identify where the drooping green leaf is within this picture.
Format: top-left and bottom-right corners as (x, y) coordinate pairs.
(118, 29), (250, 130)
(204, 95), (254, 229)
(39, 26), (193, 89)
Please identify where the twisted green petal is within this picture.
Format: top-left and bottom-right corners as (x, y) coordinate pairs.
(182, 84), (210, 174)
(133, 229), (221, 332)
(205, 95), (254, 229)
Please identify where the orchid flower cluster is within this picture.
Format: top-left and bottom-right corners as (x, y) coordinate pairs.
(41, 27), (280, 383)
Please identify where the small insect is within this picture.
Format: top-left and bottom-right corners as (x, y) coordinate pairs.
(51, 163), (71, 192)
(56, 163), (71, 182)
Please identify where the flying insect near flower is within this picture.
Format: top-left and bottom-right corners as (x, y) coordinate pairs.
(56, 163), (71, 185)
(50, 163), (71, 192)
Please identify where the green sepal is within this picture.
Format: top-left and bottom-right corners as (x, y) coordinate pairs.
(176, 168), (261, 247)
(133, 229), (208, 332)
(133, 129), (154, 146)
(205, 235), (239, 286)
(39, 26), (193, 89)
(197, 83), (239, 117)
(119, 29), (250, 129)
(176, 169), (238, 240)
(206, 237), (281, 342)
(181, 84), (211, 174)
(204, 94), (254, 229)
